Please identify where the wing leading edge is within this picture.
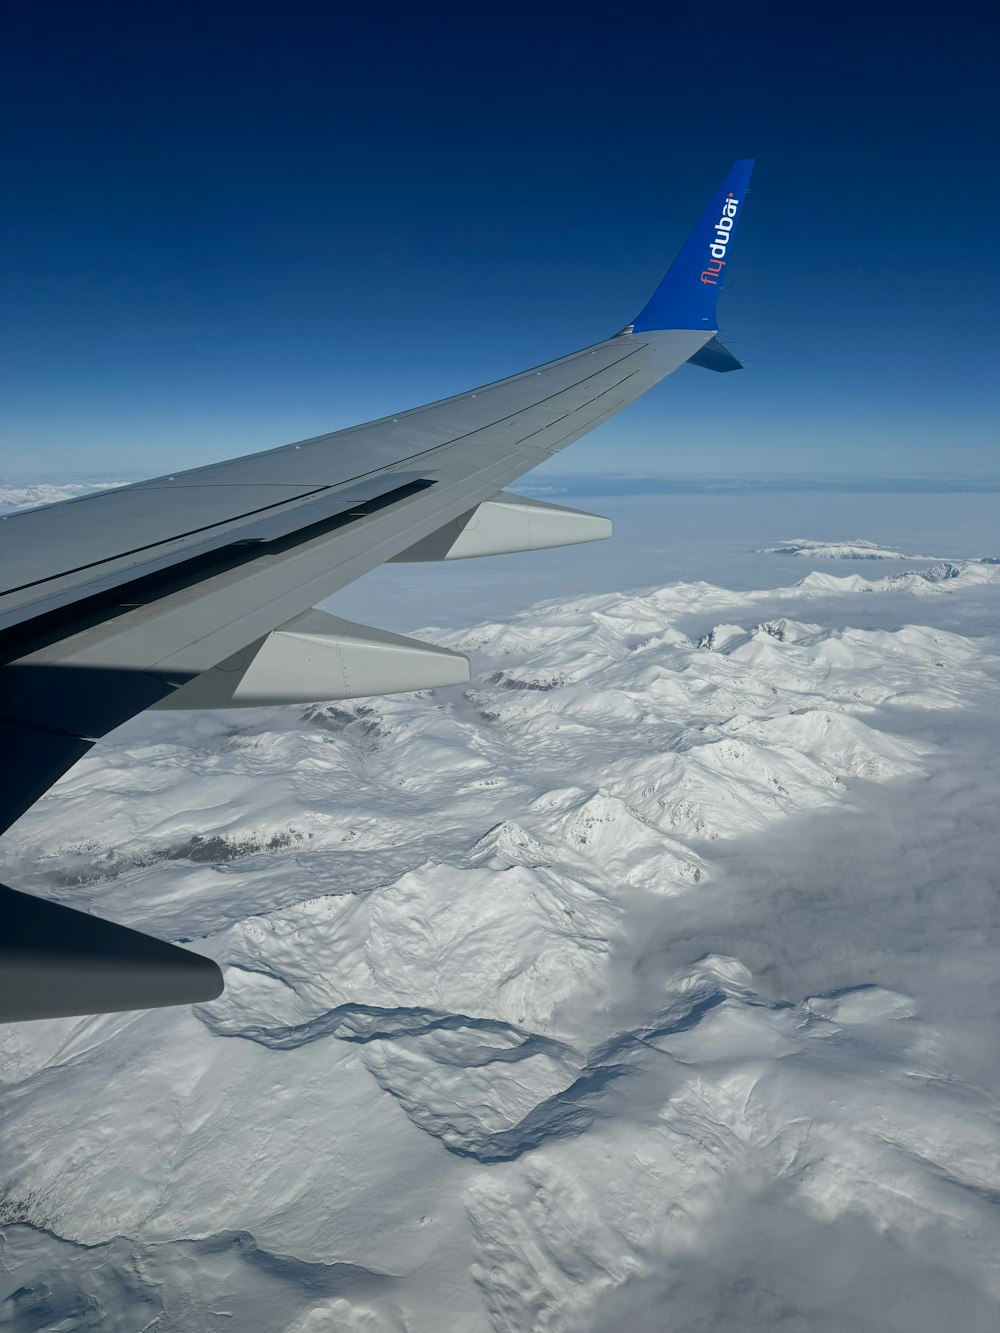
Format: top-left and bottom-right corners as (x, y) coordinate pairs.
(0, 160), (755, 1022)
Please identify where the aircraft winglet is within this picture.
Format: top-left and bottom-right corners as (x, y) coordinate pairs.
(632, 159), (754, 333)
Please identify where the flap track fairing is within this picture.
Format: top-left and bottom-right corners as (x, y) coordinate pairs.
(390, 491), (611, 563)
(155, 611), (470, 709)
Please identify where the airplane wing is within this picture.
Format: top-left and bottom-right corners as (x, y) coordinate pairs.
(0, 159), (754, 1021)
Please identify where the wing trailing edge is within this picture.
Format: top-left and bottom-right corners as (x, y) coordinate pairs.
(0, 882), (223, 1022)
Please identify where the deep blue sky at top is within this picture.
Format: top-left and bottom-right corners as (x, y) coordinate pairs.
(2, 2), (997, 481)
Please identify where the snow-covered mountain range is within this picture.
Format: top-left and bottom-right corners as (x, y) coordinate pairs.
(2, 558), (999, 1330)
(757, 538), (953, 560)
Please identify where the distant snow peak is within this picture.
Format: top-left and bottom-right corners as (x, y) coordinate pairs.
(910, 560), (964, 581)
(301, 699), (389, 742)
(758, 537), (951, 560)
(794, 561), (992, 596)
(698, 618), (827, 655)
(486, 668), (565, 692)
(697, 623), (747, 652)
(469, 820), (549, 870)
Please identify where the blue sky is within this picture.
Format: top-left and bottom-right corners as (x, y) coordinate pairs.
(2, 3), (997, 482)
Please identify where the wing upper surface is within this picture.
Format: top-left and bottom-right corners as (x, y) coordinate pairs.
(0, 328), (709, 836)
(1, 335), (672, 634)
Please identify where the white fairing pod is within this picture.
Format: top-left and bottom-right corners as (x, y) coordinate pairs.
(155, 610), (469, 709)
(389, 491), (611, 562)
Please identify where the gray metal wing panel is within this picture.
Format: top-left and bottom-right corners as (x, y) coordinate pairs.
(0, 338), (651, 635)
(0, 328), (709, 835)
(134, 337), (645, 487)
(0, 473), (430, 633)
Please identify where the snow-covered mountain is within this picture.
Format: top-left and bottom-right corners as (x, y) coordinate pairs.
(757, 537), (952, 560)
(2, 559), (999, 1331)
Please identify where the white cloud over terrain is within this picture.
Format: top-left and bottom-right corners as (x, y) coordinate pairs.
(0, 482), (127, 513)
(1, 541), (999, 1330)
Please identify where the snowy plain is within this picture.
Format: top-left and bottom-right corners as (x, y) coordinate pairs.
(1, 488), (999, 1331)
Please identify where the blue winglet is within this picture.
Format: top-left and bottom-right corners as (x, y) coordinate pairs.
(632, 159), (754, 332)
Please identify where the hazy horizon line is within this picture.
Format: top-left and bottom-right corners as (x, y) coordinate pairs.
(1, 472), (997, 506)
(514, 473), (1000, 496)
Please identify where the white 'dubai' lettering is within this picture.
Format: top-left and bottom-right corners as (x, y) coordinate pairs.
(709, 194), (740, 261)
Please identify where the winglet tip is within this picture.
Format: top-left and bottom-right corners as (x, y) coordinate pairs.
(632, 160), (754, 333)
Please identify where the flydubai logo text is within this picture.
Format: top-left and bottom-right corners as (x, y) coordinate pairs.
(700, 193), (740, 286)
